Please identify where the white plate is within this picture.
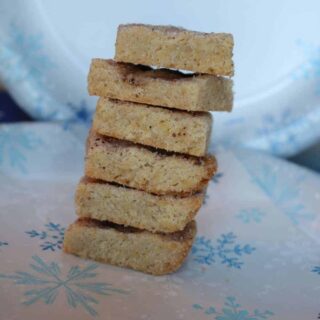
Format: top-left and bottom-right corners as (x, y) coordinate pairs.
(1, 123), (320, 320)
(1, 0), (320, 156)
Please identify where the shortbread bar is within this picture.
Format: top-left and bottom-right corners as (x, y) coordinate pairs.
(85, 131), (217, 195)
(93, 98), (212, 156)
(115, 24), (234, 76)
(88, 59), (233, 112)
(76, 177), (204, 233)
(63, 218), (196, 275)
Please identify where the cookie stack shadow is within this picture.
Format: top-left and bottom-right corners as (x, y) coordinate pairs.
(64, 24), (234, 275)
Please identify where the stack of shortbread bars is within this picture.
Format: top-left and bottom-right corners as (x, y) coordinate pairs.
(64, 24), (234, 275)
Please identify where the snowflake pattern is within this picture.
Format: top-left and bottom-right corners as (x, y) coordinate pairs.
(0, 128), (42, 173)
(312, 266), (320, 275)
(256, 109), (299, 137)
(0, 23), (61, 120)
(0, 255), (127, 316)
(235, 208), (265, 224)
(203, 172), (224, 204)
(26, 222), (65, 251)
(193, 296), (274, 320)
(191, 233), (255, 269)
(253, 165), (314, 224)
(212, 172), (224, 184)
(294, 40), (320, 95)
(237, 154), (316, 226)
(0, 23), (76, 120)
(0, 23), (54, 85)
(254, 108), (302, 155)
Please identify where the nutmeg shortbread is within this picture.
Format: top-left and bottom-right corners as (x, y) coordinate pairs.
(76, 177), (204, 233)
(115, 23), (234, 76)
(85, 131), (217, 195)
(88, 59), (233, 112)
(63, 218), (196, 275)
(93, 98), (212, 156)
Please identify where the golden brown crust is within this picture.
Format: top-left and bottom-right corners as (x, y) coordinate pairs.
(63, 218), (196, 275)
(76, 177), (204, 233)
(85, 130), (217, 195)
(92, 97), (212, 156)
(115, 23), (234, 76)
(88, 59), (233, 112)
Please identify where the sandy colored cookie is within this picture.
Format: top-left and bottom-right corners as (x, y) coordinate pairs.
(85, 131), (217, 195)
(93, 98), (212, 156)
(64, 218), (196, 275)
(115, 23), (234, 76)
(76, 177), (204, 233)
(88, 59), (233, 112)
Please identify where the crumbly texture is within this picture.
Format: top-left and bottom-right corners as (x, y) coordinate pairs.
(76, 177), (204, 233)
(63, 218), (197, 275)
(85, 131), (217, 195)
(88, 59), (233, 112)
(93, 98), (213, 157)
(115, 23), (234, 76)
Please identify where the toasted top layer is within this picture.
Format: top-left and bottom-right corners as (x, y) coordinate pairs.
(76, 218), (196, 242)
(119, 24), (191, 33)
(118, 23), (231, 39)
(115, 23), (234, 76)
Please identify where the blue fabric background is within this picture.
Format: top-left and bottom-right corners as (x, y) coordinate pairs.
(0, 91), (32, 122)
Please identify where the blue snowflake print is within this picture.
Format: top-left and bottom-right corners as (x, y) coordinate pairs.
(236, 154), (316, 226)
(0, 255), (128, 317)
(0, 128), (42, 173)
(0, 23), (54, 85)
(254, 108), (302, 155)
(62, 100), (93, 130)
(0, 241), (8, 248)
(294, 40), (320, 95)
(235, 208), (265, 224)
(191, 233), (255, 269)
(255, 112), (298, 156)
(0, 23), (69, 120)
(256, 108), (298, 137)
(312, 266), (320, 275)
(205, 172), (223, 203)
(212, 172), (224, 183)
(248, 81), (320, 154)
(26, 222), (65, 251)
(193, 296), (274, 320)
(252, 164), (315, 225)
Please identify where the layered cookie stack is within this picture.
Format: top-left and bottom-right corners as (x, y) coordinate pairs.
(64, 24), (234, 275)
